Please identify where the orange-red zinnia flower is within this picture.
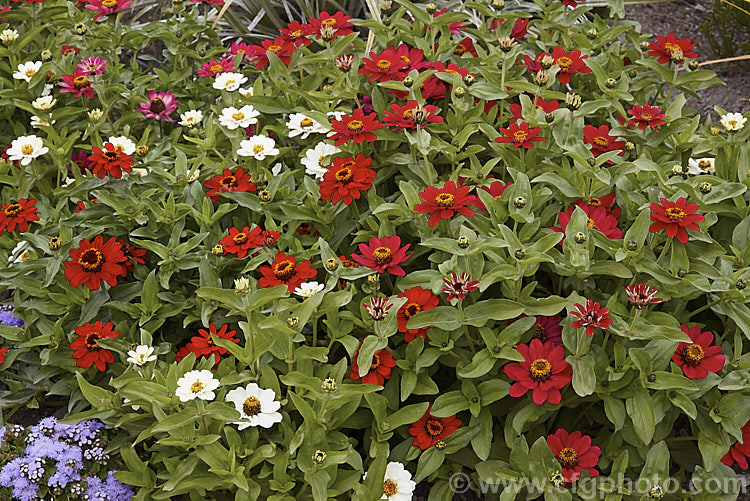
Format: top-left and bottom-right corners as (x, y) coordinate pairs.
(408, 403), (462, 450)
(319, 154), (376, 205)
(504, 339), (572, 405)
(649, 197), (704, 244)
(87, 143), (134, 179)
(672, 325), (725, 379)
(0, 198), (39, 235)
(414, 181), (478, 227)
(258, 252), (317, 292)
(547, 429), (600, 484)
(64, 235), (128, 290)
(397, 287), (440, 342)
(70, 320), (121, 371)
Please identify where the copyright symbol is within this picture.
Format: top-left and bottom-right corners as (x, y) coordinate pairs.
(449, 472), (471, 494)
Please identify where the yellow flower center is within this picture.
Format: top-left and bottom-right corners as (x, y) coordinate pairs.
(102, 0), (117, 7)
(665, 207), (685, 221)
(273, 260), (295, 281)
(253, 144), (264, 154)
(150, 97), (166, 114)
(232, 112), (244, 121)
(370, 352), (381, 369)
(593, 136), (608, 147)
(221, 175), (238, 188)
(587, 218), (597, 229)
(243, 396), (261, 416)
(532, 324), (548, 342)
(683, 343), (704, 366)
(664, 42), (680, 54)
(191, 381), (204, 393)
(321, 18), (336, 26)
(402, 109), (413, 120)
(268, 45), (282, 53)
(372, 246), (392, 265)
(557, 56), (572, 70)
(377, 60), (391, 71)
(557, 447), (579, 468)
(233, 232), (247, 245)
(291, 30), (302, 37)
(698, 160), (711, 169)
(404, 302), (421, 318)
(435, 193), (455, 207)
(84, 332), (102, 350)
(347, 120), (364, 132)
(78, 248), (104, 272)
(21, 144), (33, 155)
(25, 69), (36, 77)
(383, 479), (398, 497)
(300, 117), (314, 128)
(103, 149), (121, 161)
(210, 64), (224, 73)
(529, 358), (552, 381)
(588, 197), (601, 206)
(513, 130), (528, 142)
(335, 167), (353, 183)
(73, 75), (89, 89)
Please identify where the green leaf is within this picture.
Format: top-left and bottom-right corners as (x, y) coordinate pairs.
(568, 355), (596, 397)
(406, 305), (461, 330)
(646, 372), (697, 391)
(414, 448), (446, 483)
(75, 372), (113, 409)
(627, 390), (655, 445)
(384, 402), (430, 431)
(431, 390), (470, 418)
(463, 299), (524, 327)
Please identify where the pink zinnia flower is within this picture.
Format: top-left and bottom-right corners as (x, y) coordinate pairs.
(86, 0), (132, 21)
(77, 56), (107, 76)
(58, 70), (95, 98)
(197, 58), (235, 78)
(137, 91), (178, 121)
(571, 300), (612, 337)
(226, 42), (253, 62)
(351, 235), (413, 276)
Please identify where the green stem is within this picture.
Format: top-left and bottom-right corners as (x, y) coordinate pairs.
(422, 152), (435, 186)
(350, 200), (361, 223)
(626, 307), (642, 339)
(686, 298), (722, 321)
(656, 237), (671, 266)
(196, 400), (209, 435)
(312, 315), (318, 347)
(245, 308), (257, 374)
(457, 301), (477, 353)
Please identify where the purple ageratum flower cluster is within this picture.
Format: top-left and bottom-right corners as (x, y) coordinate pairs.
(0, 417), (133, 500)
(0, 304), (24, 328)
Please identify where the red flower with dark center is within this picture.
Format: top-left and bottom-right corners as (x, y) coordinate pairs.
(62, 45), (80, 56)
(672, 324), (725, 379)
(219, 226), (263, 258)
(319, 154), (376, 205)
(204, 167), (257, 203)
(647, 33), (698, 64)
(87, 143), (134, 179)
(59, 70), (95, 98)
(628, 104), (666, 130)
(547, 429), (600, 484)
(475, 180), (513, 211)
(722, 421), (750, 470)
(359, 46), (408, 82)
(279, 20), (314, 46)
(0, 198), (39, 235)
(522, 54), (545, 73)
(260, 229), (281, 247)
(352, 235), (413, 276)
(328, 109), (383, 146)
(579, 192), (616, 210)
(570, 300), (612, 337)
(414, 181), (478, 227)
(259, 252), (317, 292)
(309, 11), (354, 39)
(64, 235), (128, 290)
(117, 239), (147, 273)
(551, 204), (623, 241)
(582, 124), (625, 161)
(495, 122), (545, 149)
(442, 272), (479, 302)
(489, 18), (530, 40)
(649, 197), (704, 244)
(70, 320), (121, 372)
(349, 339), (396, 385)
(249, 37), (295, 69)
(408, 403), (462, 450)
(397, 287), (440, 342)
(504, 339), (572, 405)
(509, 97), (560, 121)
(454, 38), (478, 57)
(530, 315), (563, 345)
(383, 101), (443, 131)
(540, 46), (591, 85)
(190, 323), (240, 367)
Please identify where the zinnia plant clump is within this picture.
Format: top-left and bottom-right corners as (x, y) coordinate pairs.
(1, 0), (749, 499)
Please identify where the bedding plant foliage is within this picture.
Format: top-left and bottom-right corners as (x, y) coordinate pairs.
(1, 0), (750, 499)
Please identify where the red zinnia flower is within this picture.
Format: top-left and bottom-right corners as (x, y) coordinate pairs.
(570, 300), (612, 337)
(409, 403), (462, 450)
(117, 239), (147, 273)
(319, 154), (376, 206)
(394, 44), (428, 72)
(504, 339), (572, 405)
(58, 70), (94, 98)
(454, 38), (478, 57)
(583, 124), (625, 158)
(0, 347), (7, 365)
(495, 122), (545, 149)
(722, 421), (750, 470)
(190, 323), (240, 367)
(359, 46), (408, 82)
(414, 181), (478, 227)
(279, 20), (314, 47)
(672, 325), (725, 379)
(328, 109), (383, 146)
(432, 61), (471, 80)
(547, 429), (600, 484)
(551, 204), (623, 241)
(87, 143), (134, 179)
(397, 286), (440, 342)
(649, 197), (704, 244)
(541, 46), (591, 85)
(225, 42), (253, 62)
(259, 252), (317, 293)
(625, 283), (663, 309)
(647, 34), (698, 64)
(382, 101), (443, 131)
(249, 37), (295, 69)
(70, 321), (121, 371)
(260, 229), (281, 247)
(522, 54), (545, 73)
(204, 167), (257, 203)
(628, 104), (666, 130)
(352, 235), (413, 276)
(560, 0), (586, 6)
(64, 235), (128, 290)
(219, 226), (263, 258)
(62, 45), (80, 56)
(197, 58), (235, 78)
(509, 97), (559, 121)
(489, 18), (530, 40)
(530, 315), (563, 345)
(581, 192), (616, 210)
(309, 11), (354, 39)
(349, 340), (396, 385)
(0, 198), (39, 235)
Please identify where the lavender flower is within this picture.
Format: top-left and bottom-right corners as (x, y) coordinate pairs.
(0, 311), (24, 328)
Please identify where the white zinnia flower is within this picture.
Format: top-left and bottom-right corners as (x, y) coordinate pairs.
(13, 61), (42, 83)
(41, 83), (53, 97)
(127, 345), (157, 366)
(213, 72), (248, 91)
(294, 281), (325, 298)
(363, 462), (416, 501)
(237, 135), (279, 160)
(225, 383), (282, 430)
(7, 135), (49, 166)
(287, 113), (328, 139)
(175, 370), (219, 402)
(32, 96), (57, 112)
(327, 111), (346, 122)
(219, 105), (260, 130)
(30, 116), (55, 128)
(720, 112), (747, 132)
(687, 157), (715, 176)
(0, 29), (19, 46)
(238, 87), (254, 98)
(301, 142), (340, 180)
(131, 168), (148, 177)
(108, 136), (136, 155)
(9, 241), (30, 264)
(188, 168), (201, 182)
(179, 110), (203, 128)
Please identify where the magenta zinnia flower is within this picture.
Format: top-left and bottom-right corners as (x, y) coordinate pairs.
(58, 70), (95, 98)
(77, 56), (107, 76)
(137, 91), (178, 122)
(351, 235), (413, 276)
(570, 300), (612, 336)
(86, 0), (132, 21)
(197, 58), (235, 78)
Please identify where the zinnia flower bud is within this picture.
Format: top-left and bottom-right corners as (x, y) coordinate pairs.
(514, 248), (526, 259)
(335, 55), (354, 71)
(434, 440), (446, 450)
(75, 23), (88, 34)
(312, 450), (327, 465)
(699, 181), (712, 194)
(287, 316), (299, 329)
(565, 92), (581, 110)
(211, 244), (224, 255)
(379, 0), (392, 14)
(41, 49), (52, 61)
(320, 26), (337, 42)
(465, 74), (476, 86)
(574, 232), (587, 244)
(513, 196), (526, 209)
(492, 0), (504, 8)
(49, 236), (62, 250)
(87, 108), (104, 123)
(322, 377), (337, 392)
(737, 279), (747, 290)
(534, 70), (549, 86)
(586, 29), (597, 39)
(453, 87), (466, 98)
(497, 36), (516, 52)
(688, 60), (699, 70)
(136, 145), (149, 156)
(259, 190), (271, 202)
(605, 78), (617, 88)
(325, 258), (339, 271)
(234, 277), (250, 295)
(457, 236), (470, 249)
(540, 54), (555, 69)
(425, 3), (437, 14)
